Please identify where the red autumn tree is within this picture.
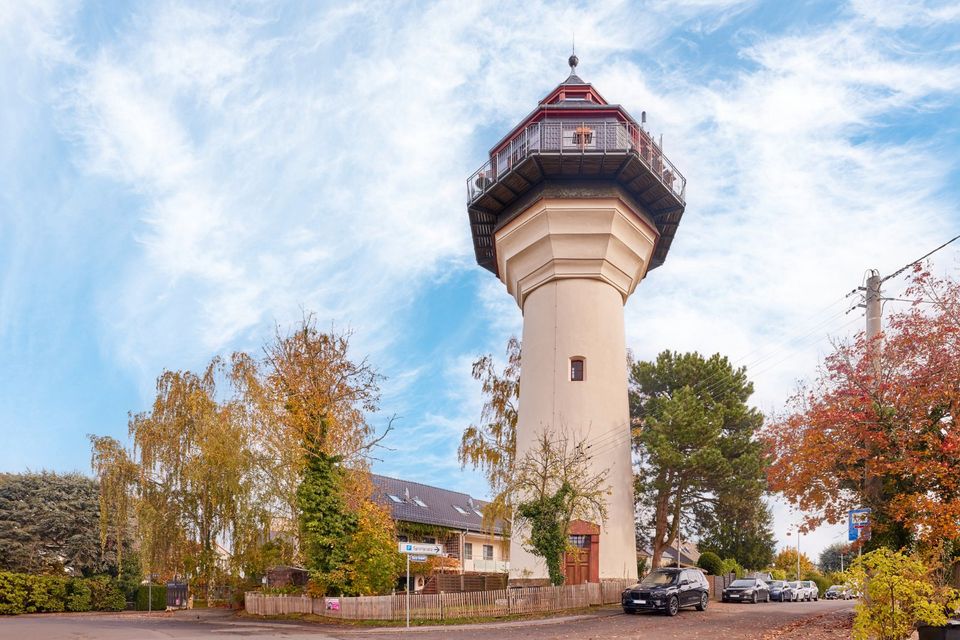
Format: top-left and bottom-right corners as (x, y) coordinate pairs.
(764, 266), (960, 548)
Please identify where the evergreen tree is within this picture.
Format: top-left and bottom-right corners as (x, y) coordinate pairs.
(698, 497), (776, 570)
(0, 472), (110, 575)
(297, 430), (357, 595)
(630, 351), (770, 569)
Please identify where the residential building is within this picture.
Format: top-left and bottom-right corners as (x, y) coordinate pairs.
(371, 474), (508, 592)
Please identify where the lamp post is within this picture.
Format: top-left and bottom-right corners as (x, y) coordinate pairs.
(786, 529), (803, 581)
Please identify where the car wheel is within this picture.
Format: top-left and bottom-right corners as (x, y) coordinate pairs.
(696, 592), (708, 611)
(667, 596), (679, 617)
(751, 593), (758, 604)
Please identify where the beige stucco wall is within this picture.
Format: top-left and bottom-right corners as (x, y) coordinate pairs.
(494, 197), (657, 583)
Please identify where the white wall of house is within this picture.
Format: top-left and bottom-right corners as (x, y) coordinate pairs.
(461, 532), (509, 574)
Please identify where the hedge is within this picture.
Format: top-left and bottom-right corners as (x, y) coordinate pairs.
(136, 584), (166, 611)
(0, 572), (126, 615)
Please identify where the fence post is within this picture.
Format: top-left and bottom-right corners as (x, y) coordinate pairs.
(439, 591), (443, 621)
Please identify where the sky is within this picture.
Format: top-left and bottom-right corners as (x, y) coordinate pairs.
(2, 0), (959, 562)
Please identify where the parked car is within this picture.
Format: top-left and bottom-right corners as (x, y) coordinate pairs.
(721, 578), (770, 604)
(786, 581), (803, 601)
(768, 580), (794, 602)
(622, 568), (710, 616)
(825, 585), (852, 600)
(799, 580), (819, 601)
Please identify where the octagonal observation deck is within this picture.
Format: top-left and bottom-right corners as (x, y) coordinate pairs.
(467, 64), (686, 276)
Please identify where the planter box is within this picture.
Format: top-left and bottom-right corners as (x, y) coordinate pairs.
(918, 622), (960, 640)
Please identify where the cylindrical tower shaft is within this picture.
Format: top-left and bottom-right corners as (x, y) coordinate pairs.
(513, 277), (637, 580)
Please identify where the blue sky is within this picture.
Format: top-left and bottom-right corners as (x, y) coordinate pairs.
(2, 0), (959, 559)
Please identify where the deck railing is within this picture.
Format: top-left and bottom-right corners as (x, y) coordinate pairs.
(467, 120), (686, 205)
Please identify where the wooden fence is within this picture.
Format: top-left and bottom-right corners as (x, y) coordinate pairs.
(245, 579), (634, 621)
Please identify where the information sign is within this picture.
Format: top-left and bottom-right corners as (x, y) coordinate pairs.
(398, 542), (443, 556)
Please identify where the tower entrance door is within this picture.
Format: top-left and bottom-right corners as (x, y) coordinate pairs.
(564, 520), (600, 584)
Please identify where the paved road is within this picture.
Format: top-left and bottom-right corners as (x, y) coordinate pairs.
(0, 599), (853, 640)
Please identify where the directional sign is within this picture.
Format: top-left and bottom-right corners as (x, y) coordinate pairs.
(398, 542), (443, 556)
(848, 508), (871, 541)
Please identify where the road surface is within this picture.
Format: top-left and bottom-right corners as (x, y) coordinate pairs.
(0, 598), (854, 639)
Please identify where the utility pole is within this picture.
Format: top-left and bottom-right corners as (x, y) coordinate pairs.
(865, 270), (882, 370)
(860, 269), (883, 508)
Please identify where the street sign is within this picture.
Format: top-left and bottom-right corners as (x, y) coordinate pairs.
(409, 555), (428, 562)
(848, 508), (871, 541)
(398, 542), (443, 556)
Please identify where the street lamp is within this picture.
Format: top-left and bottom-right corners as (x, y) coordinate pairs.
(785, 529), (803, 581)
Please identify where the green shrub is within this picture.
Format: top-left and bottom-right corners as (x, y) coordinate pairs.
(720, 557), (745, 578)
(0, 573), (28, 615)
(65, 579), (92, 612)
(136, 584), (166, 611)
(87, 576), (125, 611)
(769, 568), (787, 581)
(697, 551), (723, 575)
(848, 548), (960, 640)
(27, 576), (67, 613)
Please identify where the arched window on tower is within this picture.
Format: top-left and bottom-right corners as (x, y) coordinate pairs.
(570, 357), (585, 382)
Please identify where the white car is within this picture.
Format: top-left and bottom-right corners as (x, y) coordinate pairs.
(799, 580), (819, 601)
(786, 581), (803, 601)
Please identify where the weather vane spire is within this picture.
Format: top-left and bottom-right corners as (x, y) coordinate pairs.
(568, 33), (579, 73)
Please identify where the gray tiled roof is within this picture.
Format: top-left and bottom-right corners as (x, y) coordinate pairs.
(371, 474), (504, 535)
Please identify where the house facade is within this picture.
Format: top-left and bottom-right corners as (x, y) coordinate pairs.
(371, 475), (509, 592)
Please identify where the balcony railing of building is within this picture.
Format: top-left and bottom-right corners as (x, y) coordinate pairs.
(467, 120), (686, 205)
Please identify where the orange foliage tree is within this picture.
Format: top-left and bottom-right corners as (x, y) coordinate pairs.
(764, 267), (960, 548)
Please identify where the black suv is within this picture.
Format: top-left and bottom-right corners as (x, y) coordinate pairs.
(622, 568), (710, 616)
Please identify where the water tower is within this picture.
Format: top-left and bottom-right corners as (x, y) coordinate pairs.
(466, 55), (686, 584)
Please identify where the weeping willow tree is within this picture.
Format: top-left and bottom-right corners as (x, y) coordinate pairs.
(128, 358), (266, 592)
(88, 435), (138, 573)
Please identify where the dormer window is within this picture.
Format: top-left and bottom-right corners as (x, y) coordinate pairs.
(570, 358), (585, 382)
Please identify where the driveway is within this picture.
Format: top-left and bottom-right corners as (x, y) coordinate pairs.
(0, 599), (854, 640)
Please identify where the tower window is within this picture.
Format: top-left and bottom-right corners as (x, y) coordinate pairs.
(570, 358), (585, 381)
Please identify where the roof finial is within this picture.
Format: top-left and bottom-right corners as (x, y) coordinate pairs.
(568, 33), (578, 73)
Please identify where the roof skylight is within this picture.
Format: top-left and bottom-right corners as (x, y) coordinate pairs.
(453, 505), (468, 514)
(388, 494), (403, 503)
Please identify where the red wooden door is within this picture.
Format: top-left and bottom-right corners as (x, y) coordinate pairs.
(564, 535), (592, 585)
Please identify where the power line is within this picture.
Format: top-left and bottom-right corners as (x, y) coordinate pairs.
(881, 234), (960, 283)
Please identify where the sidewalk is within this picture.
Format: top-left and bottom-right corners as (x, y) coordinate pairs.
(335, 608), (622, 634)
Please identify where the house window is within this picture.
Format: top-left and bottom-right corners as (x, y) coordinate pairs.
(398, 535), (408, 543)
(483, 544), (494, 560)
(413, 498), (427, 508)
(473, 509), (483, 517)
(570, 358), (585, 381)
(453, 505), (468, 515)
(423, 537), (436, 544)
(388, 494), (403, 503)
(464, 543), (473, 560)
